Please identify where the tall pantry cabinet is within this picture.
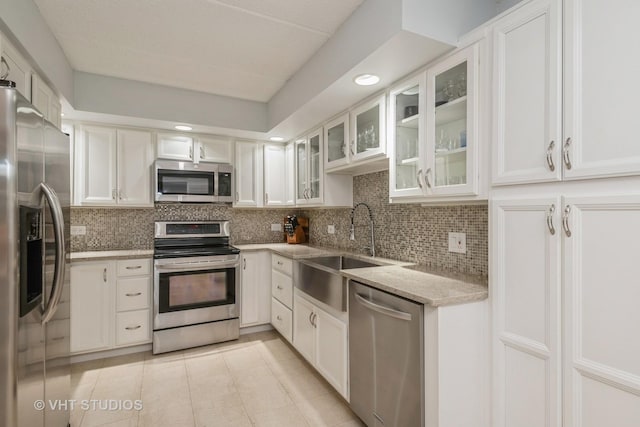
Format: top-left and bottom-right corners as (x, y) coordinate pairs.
(491, 0), (640, 426)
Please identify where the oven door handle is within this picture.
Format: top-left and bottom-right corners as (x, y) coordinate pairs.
(156, 260), (239, 272)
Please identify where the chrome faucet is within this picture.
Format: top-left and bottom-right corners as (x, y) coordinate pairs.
(349, 202), (375, 257)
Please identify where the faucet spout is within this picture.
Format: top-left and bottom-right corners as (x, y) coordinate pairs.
(349, 202), (375, 257)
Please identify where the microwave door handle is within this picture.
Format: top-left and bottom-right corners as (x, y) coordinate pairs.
(40, 183), (67, 324)
(213, 167), (220, 200)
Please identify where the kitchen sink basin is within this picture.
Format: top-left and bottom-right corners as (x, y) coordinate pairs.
(307, 255), (382, 270)
(294, 255), (386, 312)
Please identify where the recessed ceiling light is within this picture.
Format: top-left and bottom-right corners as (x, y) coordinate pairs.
(175, 125), (192, 131)
(354, 74), (380, 86)
(269, 136), (284, 142)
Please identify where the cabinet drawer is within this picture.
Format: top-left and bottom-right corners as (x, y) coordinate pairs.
(117, 259), (151, 277)
(272, 254), (293, 276)
(271, 298), (292, 343)
(116, 310), (150, 346)
(271, 269), (293, 309)
(117, 277), (151, 312)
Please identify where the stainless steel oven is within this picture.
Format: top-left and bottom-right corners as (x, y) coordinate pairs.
(152, 221), (240, 354)
(155, 160), (233, 203)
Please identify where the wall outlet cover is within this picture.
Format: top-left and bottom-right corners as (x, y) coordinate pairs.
(70, 225), (87, 236)
(327, 225), (336, 234)
(448, 232), (466, 254)
(271, 223), (282, 232)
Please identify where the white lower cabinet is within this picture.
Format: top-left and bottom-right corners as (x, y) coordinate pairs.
(270, 254), (294, 342)
(293, 290), (348, 399)
(71, 258), (152, 354)
(271, 298), (292, 342)
(240, 251), (271, 327)
(492, 191), (640, 426)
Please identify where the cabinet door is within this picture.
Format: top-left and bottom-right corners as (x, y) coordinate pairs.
(284, 142), (296, 205)
(563, 195), (640, 427)
(117, 129), (154, 206)
(156, 134), (193, 161)
(491, 197), (562, 427)
(564, 0), (640, 180)
(324, 113), (350, 170)
(389, 74), (427, 198)
(240, 251), (271, 327)
(70, 262), (112, 353)
(75, 125), (117, 205)
(1, 37), (31, 100)
(234, 141), (261, 207)
(31, 74), (53, 122)
(307, 128), (323, 204)
(293, 293), (316, 364)
(197, 136), (231, 163)
(315, 307), (348, 398)
(492, 0), (562, 185)
(426, 44), (479, 196)
(263, 144), (287, 206)
(295, 138), (309, 204)
(350, 94), (386, 162)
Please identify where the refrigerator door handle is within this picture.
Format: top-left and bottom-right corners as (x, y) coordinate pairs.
(40, 182), (67, 324)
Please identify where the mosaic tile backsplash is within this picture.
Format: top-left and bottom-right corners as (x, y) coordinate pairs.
(71, 170), (487, 277)
(302, 171), (488, 277)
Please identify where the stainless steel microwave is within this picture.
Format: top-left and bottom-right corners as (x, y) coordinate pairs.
(155, 160), (233, 203)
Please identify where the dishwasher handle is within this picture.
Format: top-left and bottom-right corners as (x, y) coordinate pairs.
(354, 293), (412, 321)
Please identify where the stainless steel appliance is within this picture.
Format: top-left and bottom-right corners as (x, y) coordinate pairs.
(153, 221), (240, 354)
(155, 159), (233, 203)
(349, 281), (424, 427)
(0, 80), (70, 426)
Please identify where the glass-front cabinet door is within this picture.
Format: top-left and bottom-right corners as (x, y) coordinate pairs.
(295, 128), (324, 205)
(350, 94), (386, 162)
(324, 113), (349, 170)
(426, 44), (478, 196)
(389, 74), (426, 198)
(296, 137), (308, 202)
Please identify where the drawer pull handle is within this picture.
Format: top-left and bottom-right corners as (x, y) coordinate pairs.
(277, 261), (283, 265)
(126, 265), (142, 270)
(52, 336), (65, 341)
(276, 285), (283, 290)
(125, 292), (142, 297)
(276, 315), (282, 321)
(125, 325), (142, 331)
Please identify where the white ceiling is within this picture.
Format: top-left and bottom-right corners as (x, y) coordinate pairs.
(34, 0), (363, 102)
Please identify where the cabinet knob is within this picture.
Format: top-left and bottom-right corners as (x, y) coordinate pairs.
(276, 315), (282, 321)
(276, 285), (283, 290)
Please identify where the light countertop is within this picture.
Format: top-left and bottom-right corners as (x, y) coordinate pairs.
(70, 249), (154, 262)
(234, 243), (487, 307)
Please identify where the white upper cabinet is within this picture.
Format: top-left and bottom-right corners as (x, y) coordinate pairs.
(494, 0), (640, 185)
(234, 140), (262, 207)
(349, 94), (387, 163)
(116, 129), (154, 206)
(75, 125), (118, 206)
(492, 0), (562, 185)
(156, 134), (194, 161)
(563, 0), (640, 180)
(197, 136), (231, 163)
(74, 125), (153, 207)
(263, 143), (293, 206)
(31, 74), (62, 129)
(0, 36), (31, 100)
(157, 133), (231, 164)
(324, 113), (350, 170)
(390, 44), (481, 201)
(295, 128), (324, 205)
(389, 74), (426, 199)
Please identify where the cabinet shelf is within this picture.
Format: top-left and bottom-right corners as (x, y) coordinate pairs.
(435, 147), (467, 157)
(435, 96), (467, 126)
(398, 114), (419, 129)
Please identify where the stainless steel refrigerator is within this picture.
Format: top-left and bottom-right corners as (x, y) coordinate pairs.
(0, 80), (71, 426)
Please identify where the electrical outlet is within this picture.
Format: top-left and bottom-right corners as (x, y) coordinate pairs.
(327, 225), (336, 234)
(70, 225), (86, 236)
(448, 232), (466, 254)
(270, 223), (282, 232)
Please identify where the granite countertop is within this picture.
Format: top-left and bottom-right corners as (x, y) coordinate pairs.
(70, 249), (154, 262)
(234, 243), (488, 307)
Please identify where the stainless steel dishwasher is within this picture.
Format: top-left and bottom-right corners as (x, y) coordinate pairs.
(349, 281), (424, 427)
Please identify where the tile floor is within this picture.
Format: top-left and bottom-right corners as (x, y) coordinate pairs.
(70, 330), (364, 427)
